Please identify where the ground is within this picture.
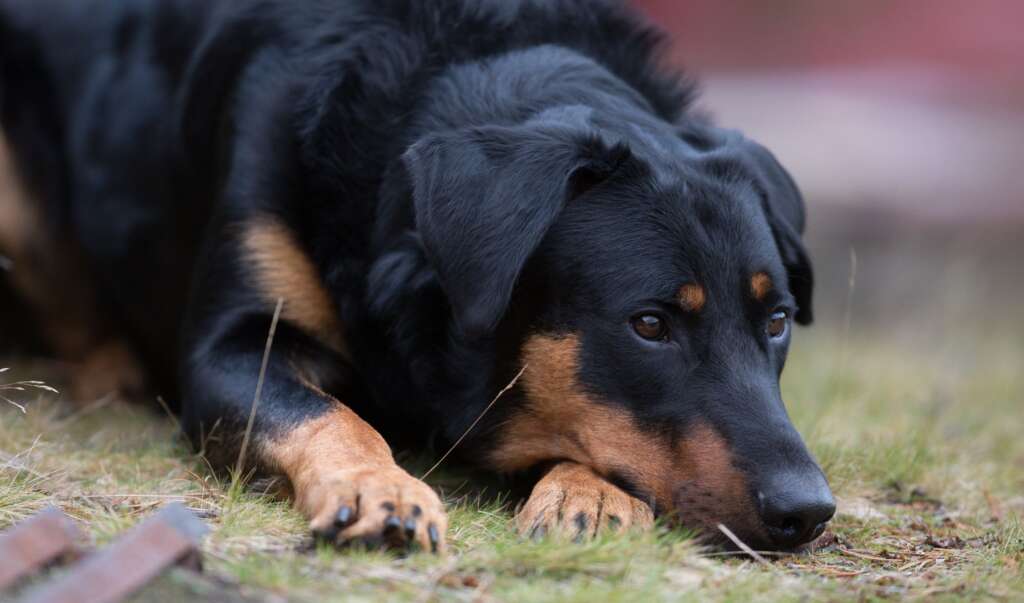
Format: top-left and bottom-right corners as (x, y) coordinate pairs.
(2, 226), (1023, 601)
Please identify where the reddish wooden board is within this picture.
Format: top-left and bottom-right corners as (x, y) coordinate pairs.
(17, 503), (208, 603)
(0, 507), (82, 591)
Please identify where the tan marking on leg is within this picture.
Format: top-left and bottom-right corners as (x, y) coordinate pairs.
(0, 132), (35, 256)
(0, 131), (107, 361)
(263, 390), (446, 552)
(68, 340), (147, 403)
(515, 461), (654, 539)
(751, 272), (773, 301)
(677, 282), (706, 312)
(240, 217), (347, 356)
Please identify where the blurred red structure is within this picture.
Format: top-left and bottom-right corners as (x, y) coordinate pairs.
(636, 0), (1024, 102)
(632, 0), (1024, 224)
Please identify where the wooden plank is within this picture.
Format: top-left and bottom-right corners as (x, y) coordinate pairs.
(17, 503), (208, 603)
(0, 507), (82, 591)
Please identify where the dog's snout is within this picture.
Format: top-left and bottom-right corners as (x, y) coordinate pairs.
(757, 469), (836, 549)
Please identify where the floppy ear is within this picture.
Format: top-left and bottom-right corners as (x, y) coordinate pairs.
(740, 141), (814, 325)
(403, 124), (627, 338)
(697, 129), (814, 325)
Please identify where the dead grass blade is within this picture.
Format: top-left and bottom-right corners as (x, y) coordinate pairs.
(420, 364), (528, 481)
(717, 523), (773, 568)
(233, 298), (284, 482)
(0, 369), (60, 413)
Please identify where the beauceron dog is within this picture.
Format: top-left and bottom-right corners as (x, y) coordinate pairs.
(0, 0), (834, 553)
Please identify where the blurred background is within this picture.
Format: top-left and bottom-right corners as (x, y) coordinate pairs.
(636, 0), (1024, 346)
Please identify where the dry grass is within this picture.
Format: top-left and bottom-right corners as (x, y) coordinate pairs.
(2, 325), (1021, 602)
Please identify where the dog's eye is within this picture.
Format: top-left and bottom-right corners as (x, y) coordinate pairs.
(767, 311), (789, 339)
(632, 314), (668, 341)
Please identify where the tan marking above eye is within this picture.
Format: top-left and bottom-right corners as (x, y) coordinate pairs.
(678, 283), (706, 312)
(751, 272), (773, 301)
(241, 216), (348, 357)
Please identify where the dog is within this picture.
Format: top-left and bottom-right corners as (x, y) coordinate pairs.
(0, 0), (834, 553)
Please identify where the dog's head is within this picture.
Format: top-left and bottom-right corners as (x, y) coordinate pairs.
(402, 112), (833, 550)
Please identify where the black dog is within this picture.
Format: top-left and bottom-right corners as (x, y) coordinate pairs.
(0, 0), (834, 552)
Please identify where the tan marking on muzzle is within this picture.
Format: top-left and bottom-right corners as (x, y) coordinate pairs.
(677, 283), (706, 312)
(241, 216), (347, 356)
(489, 334), (675, 506)
(673, 422), (764, 542)
(491, 333), (763, 537)
(751, 272), (773, 301)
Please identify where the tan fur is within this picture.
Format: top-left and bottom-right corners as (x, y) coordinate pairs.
(496, 333), (761, 539)
(69, 340), (147, 403)
(751, 272), (773, 301)
(0, 132), (35, 255)
(263, 386), (446, 551)
(515, 461), (654, 538)
(678, 282), (706, 312)
(241, 217), (347, 356)
(0, 131), (108, 362)
(490, 334), (676, 505)
(672, 422), (766, 542)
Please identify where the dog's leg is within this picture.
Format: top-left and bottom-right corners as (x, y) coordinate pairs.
(0, 131), (144, 401)
(180, 215), (447, 552)
(516, 461), (654, 540)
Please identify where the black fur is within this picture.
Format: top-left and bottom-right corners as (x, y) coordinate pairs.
(1, 0), (830, 550)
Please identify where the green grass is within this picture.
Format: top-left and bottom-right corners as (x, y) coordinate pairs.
(2, 325), (1022, 602)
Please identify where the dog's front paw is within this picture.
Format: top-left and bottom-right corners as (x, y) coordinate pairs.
(305, 465), (447, 553)
(516, 462), (654, 541)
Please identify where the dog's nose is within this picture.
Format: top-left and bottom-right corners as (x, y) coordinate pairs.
(757, 470), (836, 549)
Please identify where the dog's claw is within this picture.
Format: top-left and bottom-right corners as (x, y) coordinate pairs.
(335, 506), (354, 528)
(384, 514), (402, 532)
(428, 523), (440, 553)
(306, 466), (448, 554)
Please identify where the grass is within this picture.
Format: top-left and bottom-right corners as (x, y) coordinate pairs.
(2, 292), (1023, 602)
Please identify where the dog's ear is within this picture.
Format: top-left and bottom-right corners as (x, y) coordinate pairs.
(740, 141), (813, 325)
(403, 124), (628, 338)
(692, 127), (814, 325)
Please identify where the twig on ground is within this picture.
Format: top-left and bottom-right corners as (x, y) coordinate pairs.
(717, 523), (773, 568)
(420, 364), (528, 481)
(837, 546), (891, 563)
(234, 298), (284, 482)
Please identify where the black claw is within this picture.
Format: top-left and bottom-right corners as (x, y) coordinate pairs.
(608, 515), (622, 530)
(381, 501), (396, 512)
(428, 523), (440, 553)
(410, 505), (423, 518)
(313, 525), (340, 544)
(383, 514), (402, 534)
(529, 522), (547, 541)
(573, 512), (590, 543)
(404, 517), (417, 540)
(335, 506), (354, 528)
